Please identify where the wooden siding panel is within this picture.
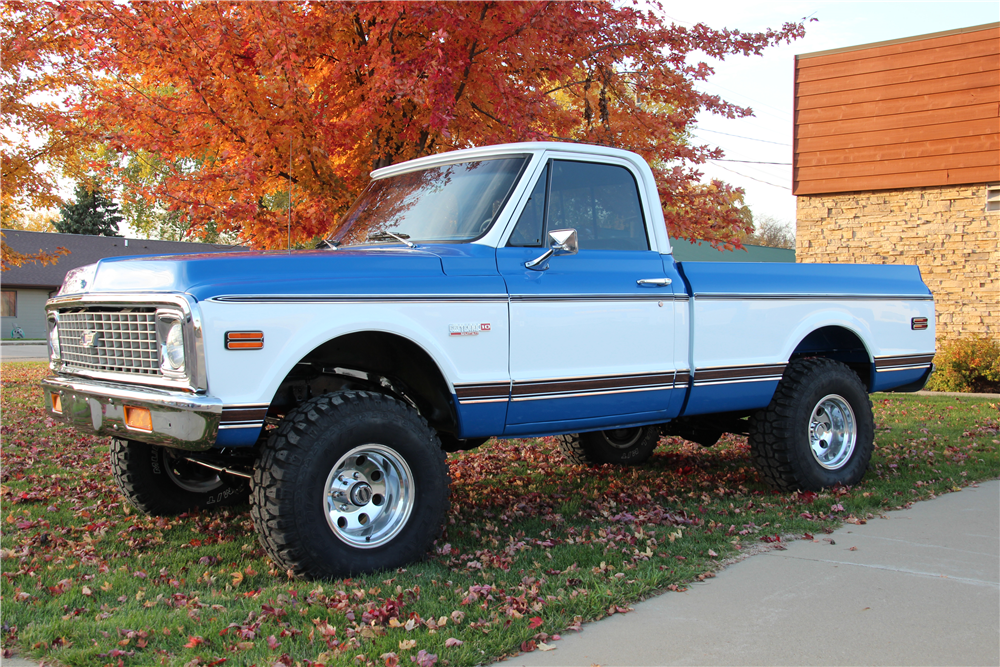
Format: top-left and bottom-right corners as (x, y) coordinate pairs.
(797, 87), (998, 124)
(796, 135), (999, 168)
(795, 150), (998, 181)
(798, 26), (999, 68)
(796, 102), (998, 139)
(796, 118), (1000, 153)
(795, 35), (998, 83)
(795, 166), (1000, 195)
(796, 54), (999, 97)
(797, 70), (998, 110)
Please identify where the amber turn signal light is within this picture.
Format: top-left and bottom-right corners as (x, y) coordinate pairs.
(51, 392), (62, 414)
(226, 331), (264, 350)
(124, 406), (153, 432)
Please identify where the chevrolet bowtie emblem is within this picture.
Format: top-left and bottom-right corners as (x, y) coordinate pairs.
(80, 330), (100, 348)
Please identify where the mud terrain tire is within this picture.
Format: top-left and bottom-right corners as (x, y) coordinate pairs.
(749, 358), (874, 491)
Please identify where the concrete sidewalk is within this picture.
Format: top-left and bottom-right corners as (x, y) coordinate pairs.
(513, 480), (1000, 666)
(0, 341), (49, 362)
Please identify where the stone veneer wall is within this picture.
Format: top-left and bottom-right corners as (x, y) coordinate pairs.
(796, 184), (999, 343)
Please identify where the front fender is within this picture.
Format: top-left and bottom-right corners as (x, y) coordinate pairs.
(198, 295), (510, 411)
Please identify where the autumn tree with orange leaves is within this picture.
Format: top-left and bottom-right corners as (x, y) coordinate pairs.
(48, 1), (804, 248)
(0, 2), (80, 268)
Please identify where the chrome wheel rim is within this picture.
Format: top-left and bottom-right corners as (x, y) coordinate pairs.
(164, 451), (225, 494)
(324, 444), (414, 549)
(809, 394), (857, 470)
(604, 427), (644, 450)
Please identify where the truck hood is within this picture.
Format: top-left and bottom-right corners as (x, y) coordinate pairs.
(71, 244), (500, 301)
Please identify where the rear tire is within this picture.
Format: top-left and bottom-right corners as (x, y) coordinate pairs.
(556, 426), (660, 465)
(110, 439), (249, 515)
(250, 391), (449, 580)
(748, 358), (874, 491)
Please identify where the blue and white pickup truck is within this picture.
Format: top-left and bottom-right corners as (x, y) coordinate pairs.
(42, 142), (935, 579)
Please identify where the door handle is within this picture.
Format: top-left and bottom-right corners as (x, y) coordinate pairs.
(637, 278), (672, 286)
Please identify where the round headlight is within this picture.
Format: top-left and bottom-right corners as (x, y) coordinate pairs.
(48, 319), (60, 360)
(164, 320), (185, 371)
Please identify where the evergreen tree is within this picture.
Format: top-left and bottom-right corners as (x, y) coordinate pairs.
(55, 185), (123, 236)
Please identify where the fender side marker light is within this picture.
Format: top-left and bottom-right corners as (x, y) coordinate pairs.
(226, 331), (264, 350)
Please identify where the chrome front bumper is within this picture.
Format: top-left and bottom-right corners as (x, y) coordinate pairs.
(42, 375), (222, 451)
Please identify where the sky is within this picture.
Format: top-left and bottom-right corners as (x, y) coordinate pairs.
(662, 1), (999, 227)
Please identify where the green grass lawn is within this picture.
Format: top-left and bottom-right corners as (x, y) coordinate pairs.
(2, 361), (997, 666)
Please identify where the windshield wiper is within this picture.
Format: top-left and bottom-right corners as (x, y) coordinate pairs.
(366, 231), (416, 248)
(317, 239), (340, 250)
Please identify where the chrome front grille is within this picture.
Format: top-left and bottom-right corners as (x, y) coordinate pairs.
(58, 308), (161, 376)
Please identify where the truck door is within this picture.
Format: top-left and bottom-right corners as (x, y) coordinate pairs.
(496, 158), (683, 435)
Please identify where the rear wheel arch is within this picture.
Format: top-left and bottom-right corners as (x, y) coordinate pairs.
(790, 325), (873, 389)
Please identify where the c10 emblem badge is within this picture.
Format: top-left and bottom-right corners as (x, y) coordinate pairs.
(449, 322), (491, 336)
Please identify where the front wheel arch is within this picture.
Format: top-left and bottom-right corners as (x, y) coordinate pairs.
(269, 331), (458, 436)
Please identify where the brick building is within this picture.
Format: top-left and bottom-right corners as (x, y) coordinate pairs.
(793, 23), (999, 343)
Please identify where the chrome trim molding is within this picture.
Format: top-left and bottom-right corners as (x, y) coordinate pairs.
(211, 294), (509, 304)
(218, 404), (268, 430)
(692, 363), (787, 387)
(694, 293), (934, 301)
(42, 375), (221, 451)
(877, 364), (934, 373)
(692, 376), (783, 387)
(211, 293), (689, 305)
(511, 385), (670, 402)
(510, 294), (687, 302)
(874, 353), (935, 369)
(454, 382), (510, 405)
(456, 371), (685, 405)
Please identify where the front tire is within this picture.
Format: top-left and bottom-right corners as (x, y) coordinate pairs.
(250, 391), (449, 580)
(110, 439), (249, 515)
(748, 358), (874, 491)
(556, 426), (660, 465)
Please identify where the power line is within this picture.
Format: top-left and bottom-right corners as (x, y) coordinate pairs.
(711, 158), (792, 165)
(710, 163), (792, 191)
(697, 128), (792, 146)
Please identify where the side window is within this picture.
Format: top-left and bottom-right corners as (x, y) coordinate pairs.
(548, 160), (648, 251)
(507, 164), (548, 247)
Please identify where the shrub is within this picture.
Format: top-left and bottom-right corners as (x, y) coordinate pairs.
(925, 335), (1000, 393)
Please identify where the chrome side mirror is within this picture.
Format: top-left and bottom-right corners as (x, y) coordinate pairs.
(525, 228), (578, 270)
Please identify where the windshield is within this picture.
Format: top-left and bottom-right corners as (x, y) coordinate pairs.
(328, 157), (527, 246)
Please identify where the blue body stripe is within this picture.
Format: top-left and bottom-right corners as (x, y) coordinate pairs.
(454, 400), (508, 439)
(215, 426), (261, 447)
(681, 380), (780, 417)
(502, 388), (675, 431)
(871, 366), (932, 393)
